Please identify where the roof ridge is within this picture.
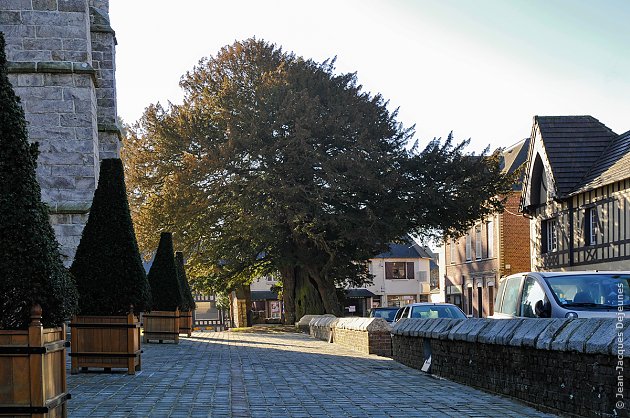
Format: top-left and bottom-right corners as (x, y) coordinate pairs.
(570, 129), (629, 193)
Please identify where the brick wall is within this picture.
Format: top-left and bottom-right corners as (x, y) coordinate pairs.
(308, 316), (392, 357)
(392, 318), (628, 418)
(500, 192), (531, 276)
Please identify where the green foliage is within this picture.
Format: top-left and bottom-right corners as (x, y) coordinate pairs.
(70, 159), (151, 315)
(0, 33), (78, 329)
(147, 232), (186, 311)
(175, 252), (196, 311)
(123, 38), (515, 321)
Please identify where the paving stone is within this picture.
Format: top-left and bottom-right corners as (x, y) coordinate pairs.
(67, 328), (556, 417)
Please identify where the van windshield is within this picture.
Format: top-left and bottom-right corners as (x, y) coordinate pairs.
(543, 274), (630, 308)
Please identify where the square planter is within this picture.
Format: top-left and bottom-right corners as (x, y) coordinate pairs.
(178, 310), (192, 337)
(143, 309), (180, 343)
(0, 306), (70, 417)
(69, 313), (141, 375)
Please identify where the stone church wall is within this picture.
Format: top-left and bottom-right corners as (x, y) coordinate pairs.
(0, 0), (119, 264)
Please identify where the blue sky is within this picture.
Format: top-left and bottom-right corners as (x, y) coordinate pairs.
(110, 0), (630, 153)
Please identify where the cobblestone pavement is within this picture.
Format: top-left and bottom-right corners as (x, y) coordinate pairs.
(67, 329), (556, 417)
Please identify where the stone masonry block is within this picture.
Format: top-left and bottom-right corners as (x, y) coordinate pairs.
(478, 319), (524, 345)
(464, 319), (494, 343)
(0, 11), (21, 24)
(534, 318), (569, 350)
(0, 0), (33, 10)
(585, 319), (625, 355)
(59, 0), (88, 13)
(509, 319), (553, 347)
(566, 319), (608, 353)
(36, 23), (86, 39)
(21, 10), (87, 26)
(23, 37), (63, 51)
(15, 85), (62, 99)
(32, 0), (57, 11)
(430, 319), (464, 339)
(550, 319), (584, 351)
(16, 73), (45, 87)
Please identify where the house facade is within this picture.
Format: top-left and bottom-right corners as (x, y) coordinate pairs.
(360, 238), (433, 310)
(520, 116), (630, 271)
(444, 139), (532, 317)
(250, 274), (283, 323)
(1, 0), (120, 264)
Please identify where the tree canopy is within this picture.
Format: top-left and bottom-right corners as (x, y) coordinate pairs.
(0, 32), (77, 329)
(123, 38), (514, 323)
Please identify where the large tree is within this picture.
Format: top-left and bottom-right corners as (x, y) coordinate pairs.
(123, 38), (514, 323)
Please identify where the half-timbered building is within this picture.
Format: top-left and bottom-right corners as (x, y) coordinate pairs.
(520, 115), (630, 271)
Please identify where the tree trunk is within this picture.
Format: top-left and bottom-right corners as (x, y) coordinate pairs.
(294, 266), (326, 319)
(309, 272), (343, 317)
(280, 266), (296, 325)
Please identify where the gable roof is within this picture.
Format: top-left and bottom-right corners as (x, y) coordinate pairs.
(374, 237), (432, 259)
(534, 116), (617, 197)
(571, 129), (630, 195)
(501, 138), (530, 191)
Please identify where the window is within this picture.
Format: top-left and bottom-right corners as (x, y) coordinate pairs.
(488, 285), (494, 316)
(542, 218), (558, 253)
(475, 226), (482, 260)
(487, 220), (494, 258)
(465, 233), (472, 261)
(385, 262), (414, 280)
(585, 207), (598, 246)
(449, 238), (455, 264)
(467, 286), (473, 316)
(519, 277), (547, 318)
(498, 275), (523, 316)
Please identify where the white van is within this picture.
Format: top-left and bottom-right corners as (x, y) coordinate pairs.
(491, 271), (630, 319)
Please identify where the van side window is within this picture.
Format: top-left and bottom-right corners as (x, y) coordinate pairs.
(499, 276), (523, 316)
(520, 277), (547, 318)
(494, 279), (506, 313)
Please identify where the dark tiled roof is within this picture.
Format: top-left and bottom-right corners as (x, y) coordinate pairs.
(251, 290), (278, 301)
(375, 237), (432, 259)
(571, 130), (630, 195)
(345, 288), (376, 298)
(535, 116), (617, 197)
(501, 138), (530, 191)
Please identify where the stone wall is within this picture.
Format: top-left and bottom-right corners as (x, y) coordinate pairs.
(0, 0), (119, 264)
(308, 316), (392, 357)
(392, 318), (629, 418)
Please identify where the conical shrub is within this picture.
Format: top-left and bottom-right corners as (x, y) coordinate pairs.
(176, 251), (196, 311)
(147, 232), (186, 311)
(70, 158), (151, 315)
(0, 32), (78, 329)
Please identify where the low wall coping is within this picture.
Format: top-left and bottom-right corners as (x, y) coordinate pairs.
(297, 314), (334, 327)
(333, 317), (391, 332)
(392, 317), (629, 356)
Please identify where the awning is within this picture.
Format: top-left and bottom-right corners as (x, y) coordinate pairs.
(251, 290), (279, 301)
(345, 289), (377, 298)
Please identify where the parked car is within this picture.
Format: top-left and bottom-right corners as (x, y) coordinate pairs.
(393, 302), (467, 322)
(368, 307), (400, 323)
(491, 271), (630, 319)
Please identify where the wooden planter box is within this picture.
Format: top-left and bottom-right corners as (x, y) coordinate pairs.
(0, 306), (70, 417)
(143, 310), (179, 343)
(178, 310), (192, 337)
(69, 313), (141, 375)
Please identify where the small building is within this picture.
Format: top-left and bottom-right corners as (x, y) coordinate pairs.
(250, 274), (283, 324)
(520, 115), (630, 271)
(354, 237), (433, 309)
(444, 139), (532, 317)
